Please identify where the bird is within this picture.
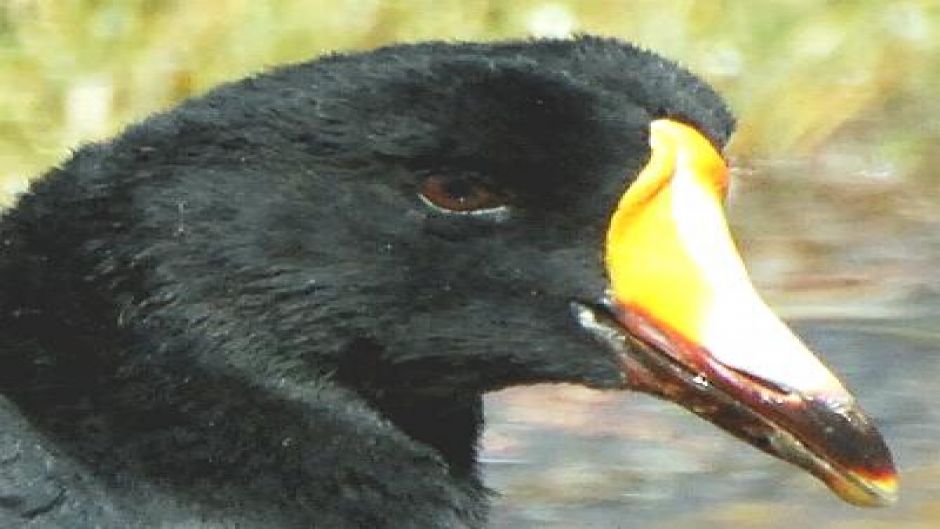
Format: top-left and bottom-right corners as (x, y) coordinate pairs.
(0, 36), (897, 528)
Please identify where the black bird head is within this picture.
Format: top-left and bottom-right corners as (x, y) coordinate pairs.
(231, 38), (738, 394)
(0, 36), (896, 525)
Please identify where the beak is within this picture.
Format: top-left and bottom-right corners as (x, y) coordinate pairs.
(576, 119), (898, 506)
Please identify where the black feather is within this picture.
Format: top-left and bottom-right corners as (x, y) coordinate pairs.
(0, 36), (733, 528)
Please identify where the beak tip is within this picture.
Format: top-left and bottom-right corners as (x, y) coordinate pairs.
(860, 472), (900, 507)
(827, 465), (899, 507)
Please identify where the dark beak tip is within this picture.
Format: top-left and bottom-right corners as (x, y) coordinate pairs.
(786, 397), (899, 507)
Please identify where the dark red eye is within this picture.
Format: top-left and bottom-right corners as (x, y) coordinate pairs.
(419, 176), (506, 213)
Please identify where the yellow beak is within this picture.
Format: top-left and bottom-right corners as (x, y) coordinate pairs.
(600, 119), (898, 506)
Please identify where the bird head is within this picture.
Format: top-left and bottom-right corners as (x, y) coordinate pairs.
(148, 37), (896, 506)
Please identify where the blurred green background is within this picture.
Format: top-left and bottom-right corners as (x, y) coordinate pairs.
(1, 1), (938, 528)
(1, 0), (938, 205)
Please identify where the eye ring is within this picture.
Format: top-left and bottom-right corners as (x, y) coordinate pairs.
(418, 176), (510, 220)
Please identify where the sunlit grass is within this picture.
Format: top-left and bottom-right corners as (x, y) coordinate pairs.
(1, 0), (938, 206)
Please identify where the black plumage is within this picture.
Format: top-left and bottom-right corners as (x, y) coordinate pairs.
(0, 37), (733, 528)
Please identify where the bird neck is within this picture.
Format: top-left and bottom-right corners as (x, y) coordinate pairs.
(367, 392), (485, 479)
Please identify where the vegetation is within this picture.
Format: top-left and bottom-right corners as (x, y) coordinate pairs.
(1, 0), (937, 205)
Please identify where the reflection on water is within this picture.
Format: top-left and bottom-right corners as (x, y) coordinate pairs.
(482, 150), (940, 528)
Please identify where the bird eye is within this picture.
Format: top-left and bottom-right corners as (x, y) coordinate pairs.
(418, 176), (509, 217)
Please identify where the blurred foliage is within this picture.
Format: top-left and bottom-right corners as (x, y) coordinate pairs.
(0, 0), (938, 206)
